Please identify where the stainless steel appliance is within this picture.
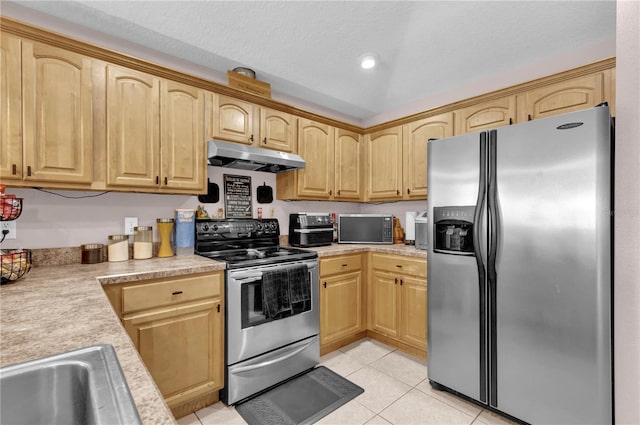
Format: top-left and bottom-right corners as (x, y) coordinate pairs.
(337, 214), (393, 244)
(207, 139), (305, 173)
(289, 213), (333, 247)
(414, 210), (428, 250)
(195, 218), (319, 405)
(427, 105), (613, 424)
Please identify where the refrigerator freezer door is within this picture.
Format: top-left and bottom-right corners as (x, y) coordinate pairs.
(427, 133), (487, 402)
(492, 106), (612, 423)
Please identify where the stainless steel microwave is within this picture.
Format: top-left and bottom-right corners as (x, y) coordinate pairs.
(338, 214), (393, 244)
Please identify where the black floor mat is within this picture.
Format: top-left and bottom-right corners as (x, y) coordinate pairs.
(235, 366), (364, 425)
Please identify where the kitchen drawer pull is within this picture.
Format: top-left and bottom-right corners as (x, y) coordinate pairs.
(396, 264), (403, 268)
(342, 264), (348, 267)
(172, 290), (183, 295)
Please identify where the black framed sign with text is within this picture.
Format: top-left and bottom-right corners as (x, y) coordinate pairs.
(224, 174), (252, 218)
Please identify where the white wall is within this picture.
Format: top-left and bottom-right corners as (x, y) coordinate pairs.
(614, 1), (640, 423)
(1, 165), (425, 250)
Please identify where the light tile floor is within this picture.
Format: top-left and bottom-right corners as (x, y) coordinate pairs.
(177, 338), (519, 425)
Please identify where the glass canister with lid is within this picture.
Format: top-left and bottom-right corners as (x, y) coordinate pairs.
(133, 226), (153, 259)
(108, 234), (129, 262)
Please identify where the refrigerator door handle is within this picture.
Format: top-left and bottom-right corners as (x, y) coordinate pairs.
(473, 132), (488, 403)
(487, 129), (499, 407)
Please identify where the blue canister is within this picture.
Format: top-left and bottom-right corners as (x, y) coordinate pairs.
(175, 209), (195, 255)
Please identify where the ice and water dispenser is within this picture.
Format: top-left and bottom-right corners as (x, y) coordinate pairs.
(433, 206), (475, 255)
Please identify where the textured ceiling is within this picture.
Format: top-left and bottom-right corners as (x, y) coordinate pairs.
(4, 1), (616, 125)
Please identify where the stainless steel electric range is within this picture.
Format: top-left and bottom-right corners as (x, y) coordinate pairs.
(195, 218), (320, 405)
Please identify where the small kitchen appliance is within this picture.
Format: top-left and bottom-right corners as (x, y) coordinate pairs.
(194, 218), (319, 405)
(414, 210), (428, 250)
(288, 213), (333, 247)
(337, 214), (393, 244)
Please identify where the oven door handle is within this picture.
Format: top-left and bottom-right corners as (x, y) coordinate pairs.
(231, 341), (313, 373)
(234, 276), (262, 284)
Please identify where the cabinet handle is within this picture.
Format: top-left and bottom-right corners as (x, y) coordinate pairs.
(407, 188), (411, 195)
(249, 134), (254, 142)
(337, 190), (341, 195)
(172, 291), (183, 295)
(329, 190), (332, 196)
(396, 189), (400, 195)
(323, 282), (327, 288)
(528, 114), (533, 121)
(11, 164), (17, 175)
(217, 304), (221, 313)
(155, 176), (159, 184)
(342, 264), (348, 267)
(395, 278), (398, 285)
(509, 118), (513, 125)
(396, 264), (403, 268)
(400, 279), (404, 286)
(27, 166), (32, 177)
(262, 137), (267, 144)
(164, 176), (168, 185)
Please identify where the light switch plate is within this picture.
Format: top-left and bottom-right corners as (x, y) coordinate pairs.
(1, 221), (17, 240)
(124, 217), (138, 235)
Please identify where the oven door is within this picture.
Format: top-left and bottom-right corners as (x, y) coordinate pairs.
(226, 259), (319, 365)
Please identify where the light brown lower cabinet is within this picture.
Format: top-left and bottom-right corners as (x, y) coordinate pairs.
(319, 253), (366, 355)
(368, 253), (427, 358)
(103, 272), (224, 418)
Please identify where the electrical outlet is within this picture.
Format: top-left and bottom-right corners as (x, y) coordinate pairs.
(1, 221), (17, 240)
(124, 217), (138, 235)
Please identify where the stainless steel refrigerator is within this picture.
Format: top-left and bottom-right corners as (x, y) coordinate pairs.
(426, 105), (613, 424)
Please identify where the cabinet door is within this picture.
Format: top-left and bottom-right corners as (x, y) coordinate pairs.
(0, 34), (21, 181)
(369, 269), (399, 337)
(320, 271), (363, 346)
(213, 95), (255, 145)
(161, 80), (206, 192)
(22, 41), (93, 183)
(106, 65), (160, 188)
(123, 299), (223, 408)
(403, 113), (453, 200)
(400, 276), (427, 349)
(335, 129), (362, 201)
(517, 72), (607, 121)
(365, 126), (403, 201)
(455, 96), (516, 135)
(260, 107), (295, 152)
(296, 118), (335, 199)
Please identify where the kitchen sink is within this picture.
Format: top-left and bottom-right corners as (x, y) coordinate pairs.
(0, 344), (142, 425)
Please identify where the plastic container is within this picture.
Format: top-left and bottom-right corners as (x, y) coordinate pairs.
(133, 226), (153, 259)
(175, 209), (195, 256)
(156, 218), (175, 258)
(81, 243), (104, 264)
(108, 234), (129, 262)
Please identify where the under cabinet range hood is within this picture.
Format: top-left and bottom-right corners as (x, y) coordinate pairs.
(207, 139), (305, 173)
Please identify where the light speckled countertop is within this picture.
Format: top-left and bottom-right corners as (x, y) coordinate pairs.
(0, 255), (225, 425)
(0, 244), (424, 424)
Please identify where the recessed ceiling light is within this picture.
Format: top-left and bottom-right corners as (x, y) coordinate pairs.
(360, 55), (376, 70)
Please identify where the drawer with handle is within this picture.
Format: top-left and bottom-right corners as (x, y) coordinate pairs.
(320, 254), (362, 276)
(121, 273), (222, 314)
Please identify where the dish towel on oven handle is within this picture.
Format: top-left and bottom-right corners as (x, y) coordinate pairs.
(288, 264), (311, 304)
(262, 269), (292, 318)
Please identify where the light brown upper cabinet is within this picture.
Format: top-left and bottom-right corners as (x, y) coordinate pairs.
(0, 34), (22, 182)
(364, 126), (403, 201)
(106, 64), (207, 194)
(213, 96), (295, 152)
(516, 71), (612, 122)
(402, 112), (454, 200)
(259, 107), (296, 152)
(334, 129), (362, 201)
(455, 95), (516, 135)
(1, 38), (93, 186)
(277, 118), (335, 199)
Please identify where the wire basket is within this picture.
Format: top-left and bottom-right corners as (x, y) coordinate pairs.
(1, 250), (32, 284)
(1, 197), (23, 221)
